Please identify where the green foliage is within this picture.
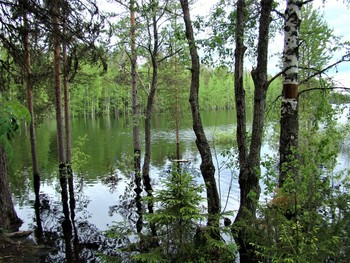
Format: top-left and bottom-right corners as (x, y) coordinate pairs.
(128, 166), (236, 263)
(329, 91), (350, 104)
(71, 134), (91, 174)
(212, 131), (236, 145)
(253, 222), (339, 263)
(145, 167), (205, 236)
(254, 106), (350, 262)
(0, 100), (30, 158)
(199, 66), (235, 110)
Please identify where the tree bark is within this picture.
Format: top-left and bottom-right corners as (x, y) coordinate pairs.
(63, 23), (76, 220)
(23, 3), (43, 241)
(279, 0), (301, 187)
(180, 0), (220, 232)
(22, 1), (40, 203)
(52, 0), (65, 165)
(142, 3), (158, 231)
(0, 144), (22, 231)
(233, 1), (273, 262)
(130, 0), (142, 234)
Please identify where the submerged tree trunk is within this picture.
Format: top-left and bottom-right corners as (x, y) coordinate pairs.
(175, 54), (180, 161)
(23, 4), (43, 240)
(174, 17), (181, 161)
(130, 0), (142, 234)
(62, 24), (76, 219)
(52, 0), (65, 165)
(0, 144), (22, 231)
(180, 0), (220, 233)
(233, 1), (273, 262)
(51, 3), (73, 249)
(23, 1), (40, 209)
(142, 4), (159, 229)
(279, 0), (301, 187)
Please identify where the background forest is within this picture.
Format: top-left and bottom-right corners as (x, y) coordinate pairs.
(1, 0), (350, 262)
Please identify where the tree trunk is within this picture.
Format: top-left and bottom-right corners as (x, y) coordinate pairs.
(23, 2), (40, 206)
(52, 0), (65, 165)
(279, 0), (301, 187)
(0, 144), (22, 231)
(233, 1), (273, 262)
(23, 4), (43, 241)
(180, 0), (220, 233)
(142, 6), (158, 231)
(174, 18), (181, 161)
(63, 25), (76, 218)
(130, 0), (142, 234)
(175, 55), (180, 161)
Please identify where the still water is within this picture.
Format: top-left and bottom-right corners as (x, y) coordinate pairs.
(9, 110), (247, 261)
(8, 108), (349, 262)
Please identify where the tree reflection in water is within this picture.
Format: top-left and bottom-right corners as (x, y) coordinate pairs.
(31, 175), (124, 262)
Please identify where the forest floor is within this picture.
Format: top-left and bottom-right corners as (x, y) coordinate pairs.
(0, 231), (53, 263)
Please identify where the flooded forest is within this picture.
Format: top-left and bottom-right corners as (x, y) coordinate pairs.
(1, 0), (350, 262)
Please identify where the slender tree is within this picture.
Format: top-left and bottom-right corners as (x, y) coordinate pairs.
(130, 0), (143, 234)
(174, 52), (180, 160)
(21, 0), (41, 202)
(141, 0), (162, 228)
(62, 9), (76, 222)
(52, 0), (65, 166)
(179, 0), (220, 235)
(50, 2), (72, 235)
(279, 0), (301, 187)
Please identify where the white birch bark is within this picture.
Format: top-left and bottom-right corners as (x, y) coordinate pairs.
(279, 0), (302, 187)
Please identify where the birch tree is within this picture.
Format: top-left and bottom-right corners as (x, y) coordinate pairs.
(279, 0), (302, 188)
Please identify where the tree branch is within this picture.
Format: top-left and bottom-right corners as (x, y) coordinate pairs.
(272, 9), (284, 19)
(299, 53), (350, 85)
(158, 48), (182, 63)
(267, 70), (284, 88)
(298, 86), (350, 97)
(300, 0), (314, 6)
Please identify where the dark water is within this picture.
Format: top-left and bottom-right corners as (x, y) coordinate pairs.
(8, 107), (349, 262)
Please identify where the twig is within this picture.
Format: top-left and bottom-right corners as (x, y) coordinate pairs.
(300, 54), (350, 85)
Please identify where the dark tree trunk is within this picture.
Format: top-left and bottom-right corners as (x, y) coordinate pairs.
(22, 1), (41, 216)
(174, 26), (181, 161)
(23, 4), (43, 241)
(142, 3), (160, 236)
(51, 4), (76, 256)
(130, 0), (142, 234)
(180, 0), (220, 233)
(52, 0), (65, 165)
(279, 0), (301, 187)
(233, 1), (273, 262)
(63, 25), (76, 219)
(0, 144), (22, 231)
(175, 66), (180, 161)
(234, 0), (247, 176)
(141, 4), (163, 236)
